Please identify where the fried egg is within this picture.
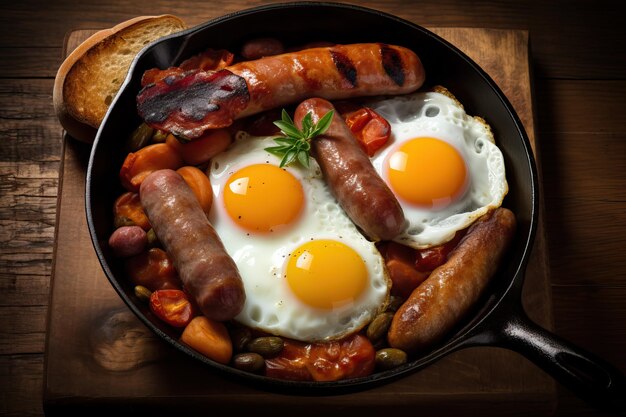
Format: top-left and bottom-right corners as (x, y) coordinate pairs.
(368, 88), (508, 249)
(208, 133), (389, 342)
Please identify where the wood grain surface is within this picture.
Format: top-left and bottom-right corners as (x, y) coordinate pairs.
(44, 27), (555, 417)
(1, 1), (624, 416)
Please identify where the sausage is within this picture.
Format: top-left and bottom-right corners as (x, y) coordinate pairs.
(241, 37), (284, 60)
(387, 207), (516, 352)
(139, 169), (245, 321)
(137, 43), (425, 139)
(294, 98), (405, 241)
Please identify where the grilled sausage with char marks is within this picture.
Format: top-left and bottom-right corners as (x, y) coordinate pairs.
(137, 43), (425, 139)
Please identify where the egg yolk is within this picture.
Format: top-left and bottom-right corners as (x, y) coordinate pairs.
(286, 240), (368, 310)
(224, 164), (304, 233)
(386, 137), (468, 209)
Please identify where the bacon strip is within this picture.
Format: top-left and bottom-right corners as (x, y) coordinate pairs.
(137, 43), (425, 140)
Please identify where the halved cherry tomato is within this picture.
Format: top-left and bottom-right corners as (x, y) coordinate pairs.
(119, 143), (184, 192)
(264, 339), (313, 381)
(307, 334), (376, 381)
(113, 191), (151, 230)
(414, 229), (467, 272)
(344, 107), (391, 156)
(125, 248), (181, 291)
(265, 334), (375, 381)
(378, 241), (429, 298)
(149, 289), (195, 328)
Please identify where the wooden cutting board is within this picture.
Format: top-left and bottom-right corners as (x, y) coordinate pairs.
(44, 28), (556, 416)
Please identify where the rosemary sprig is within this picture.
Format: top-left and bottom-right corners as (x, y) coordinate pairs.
(265, 108), (334, 168)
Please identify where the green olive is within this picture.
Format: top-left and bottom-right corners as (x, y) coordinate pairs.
(113, 215), (136, 229)
(146, 228), (160, 248)
(246, 336), (284, 358)
(134, 285), (152, 303)
(386, 295), (404, 312)
(375, 348), (407, 371)
(366, 312), (394, 342)
(232, 352), (265, 373)
(127, 122), (154, 152)
(230, 326), (252, 352)
(151, 129), (168, 143)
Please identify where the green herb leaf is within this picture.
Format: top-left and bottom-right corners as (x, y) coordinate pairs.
(264, 108), (334, 168)
(273, 120), (302, 138)
(272, 137), (297, 146)
(281, 108), (294, 125)
(301, 113), (313, 136)
(280, 148), (298, 167)
(310, 110), (334, 137)
(297, 150), (310, 168)
(265, 145), (291, 157)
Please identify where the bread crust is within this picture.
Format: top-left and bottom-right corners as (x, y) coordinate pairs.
(53, 15), (186, 143)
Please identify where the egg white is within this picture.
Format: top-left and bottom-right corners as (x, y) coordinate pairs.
(208, 132), (389, 342)
(368, 89), (508, 249)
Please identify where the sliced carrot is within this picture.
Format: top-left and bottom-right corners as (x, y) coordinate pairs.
(120, 143), (184, 191)
(181, 316), (233, 364)
(166, 129), (231, 166)
(113, 191), (151, 230)
(176, 166), (213, 215)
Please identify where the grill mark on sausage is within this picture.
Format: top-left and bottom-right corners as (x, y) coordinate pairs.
(380, 44), (405, 86)
(330, 49), (357, 88)
(137, 44), (424, 139)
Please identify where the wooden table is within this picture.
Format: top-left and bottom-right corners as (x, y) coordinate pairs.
(1, 1), (624, 416)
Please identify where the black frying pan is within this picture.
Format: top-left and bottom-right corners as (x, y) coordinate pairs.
(85, 2), (625, 410)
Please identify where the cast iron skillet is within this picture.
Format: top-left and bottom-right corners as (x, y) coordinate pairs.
(86, 2), (624, 410)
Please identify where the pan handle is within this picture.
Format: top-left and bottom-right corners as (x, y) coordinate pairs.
(474, 305), (625, 412)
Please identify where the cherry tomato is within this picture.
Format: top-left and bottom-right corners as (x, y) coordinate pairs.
(150, 289), (195, 328)
(344, 107), (391, 156)
(264, 340), (312, 381)
(113, 191), (151, 230)
(125, 248), (182, 291)
(379, 241), (429, 298)
(307, 334), (375, 381)
(265, 334), (375, 382)
(414, 229), (467, 272)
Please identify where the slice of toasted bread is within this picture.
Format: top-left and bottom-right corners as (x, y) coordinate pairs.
(53, 15), (186, 142)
